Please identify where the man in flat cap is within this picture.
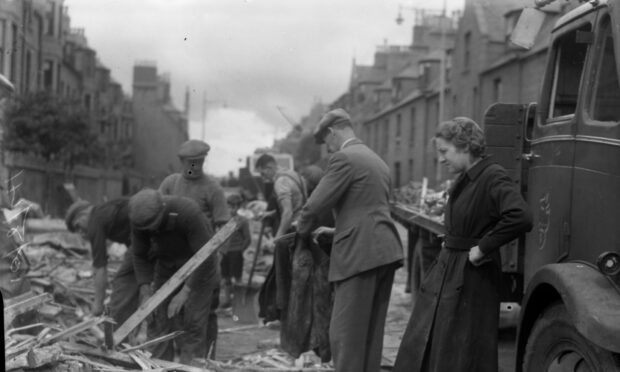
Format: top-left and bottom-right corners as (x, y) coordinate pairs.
(159, 139), (228, 358)
(129, 189), (218, 364)
(65, 198), (138, 332)
(297, 108), (404, 372)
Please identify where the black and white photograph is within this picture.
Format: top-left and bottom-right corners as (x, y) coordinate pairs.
(2, 0), (620, 371)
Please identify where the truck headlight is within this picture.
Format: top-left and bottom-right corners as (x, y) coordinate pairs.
(596, 251), (620, 276)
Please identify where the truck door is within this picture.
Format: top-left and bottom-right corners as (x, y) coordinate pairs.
(571, 10), (620, 264)
(524, 15), (595, 285)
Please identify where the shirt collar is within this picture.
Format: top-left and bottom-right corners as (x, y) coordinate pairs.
(340, 137), (358, 151)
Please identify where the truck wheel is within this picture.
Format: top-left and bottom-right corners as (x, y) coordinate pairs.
(523, 303), (620, 372)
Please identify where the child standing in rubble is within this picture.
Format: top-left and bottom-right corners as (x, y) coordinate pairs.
(220, 193), (251, 308)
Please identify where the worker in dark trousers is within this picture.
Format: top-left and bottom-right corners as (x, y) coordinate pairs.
(65, 198), (138, 330)
(298, 109), (404, 372)
(129, 189), (219, 365)
(159, 139), (229, 358)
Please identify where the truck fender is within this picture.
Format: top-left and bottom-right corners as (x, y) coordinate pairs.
(516, 262), (620, 371)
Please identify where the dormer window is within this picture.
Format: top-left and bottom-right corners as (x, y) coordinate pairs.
(504, 9), (522, 43)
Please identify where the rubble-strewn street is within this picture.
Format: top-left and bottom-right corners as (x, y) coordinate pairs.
(4, 0), (620, 371)
(5, 217), (518, 371)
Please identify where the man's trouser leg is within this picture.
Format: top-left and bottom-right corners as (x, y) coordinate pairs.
(110, 250), (139, 329)
(148, 291), (177, 361)
(177, 278), (217, 364)
(330, 263), (396, 372)
(206, 286), (219, 359)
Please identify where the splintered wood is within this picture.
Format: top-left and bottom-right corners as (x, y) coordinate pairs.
(4, 217), (334, 371)
(204, 348), (333, 372)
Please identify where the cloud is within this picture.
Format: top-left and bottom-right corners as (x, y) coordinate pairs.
(64, 0), (464, 175)
(188, 107), (288, 176)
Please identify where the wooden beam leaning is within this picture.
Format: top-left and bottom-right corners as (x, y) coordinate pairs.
(113, 216), (241, 345)
(4, 291), (53, 330)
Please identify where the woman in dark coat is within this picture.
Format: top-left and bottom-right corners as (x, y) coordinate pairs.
(393, 117), (533, 372)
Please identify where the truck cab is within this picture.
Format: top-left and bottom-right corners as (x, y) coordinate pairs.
(485, 1), (620, 370)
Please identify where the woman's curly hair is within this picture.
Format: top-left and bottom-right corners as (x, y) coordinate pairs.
(435, 116), (486, 158)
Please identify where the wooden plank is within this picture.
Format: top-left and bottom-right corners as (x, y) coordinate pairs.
(120, 330), (184, 353)
(113, 216), (242, 345)
(61, 342), (217, 372)
(59, 342), (137, 369)
(40, 317), (106, 346)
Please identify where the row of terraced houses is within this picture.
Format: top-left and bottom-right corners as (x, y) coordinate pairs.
(0, 0), (188, 215)
(315, 0), (582, 190)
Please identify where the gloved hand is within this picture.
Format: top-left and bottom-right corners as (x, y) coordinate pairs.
(167, 285), (191, 319)
(139, 283), (154, 322)
(91, 301), (104, 317)
(139, 283), (153, 304)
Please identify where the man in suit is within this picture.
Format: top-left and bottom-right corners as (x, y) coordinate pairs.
(297, 108), (404, 372)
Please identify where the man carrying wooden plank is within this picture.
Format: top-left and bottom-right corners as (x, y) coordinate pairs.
(65, 198), (138, 329)
(128, 188), (219, 365)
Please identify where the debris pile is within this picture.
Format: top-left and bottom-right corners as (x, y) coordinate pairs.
(392, 180), (450, 221)
(3, 211), (335, 371)
(205, 348), (333, 372)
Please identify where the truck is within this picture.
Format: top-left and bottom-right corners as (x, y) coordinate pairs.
(392, 0), (620, 370)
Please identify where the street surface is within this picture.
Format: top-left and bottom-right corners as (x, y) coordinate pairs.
(217, 224), (517, 370)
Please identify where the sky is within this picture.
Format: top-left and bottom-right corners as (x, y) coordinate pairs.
(64, 0), (464, 176)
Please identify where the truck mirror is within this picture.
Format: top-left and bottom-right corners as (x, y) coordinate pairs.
(511, 7), (547, 50)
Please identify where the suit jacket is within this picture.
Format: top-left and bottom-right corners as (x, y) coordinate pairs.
(298, 139), (403, 282)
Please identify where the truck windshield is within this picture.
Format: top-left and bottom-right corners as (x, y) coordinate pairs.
(588, 14), (620, 124)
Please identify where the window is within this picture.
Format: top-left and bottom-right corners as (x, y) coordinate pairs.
(395, 113), (402, 149)
(10, 23), (17, 83)
(383, 119), (389, 154)
(464, 31), (471, 71)
(0, 21), (5, 74)
(25, 51), (31, 91)
(588, 15), (620, 124)
(394, 162), (401, 188)
(409, 107), (416, 147)
(546, 24), (591, 119)
(43, 60), (53, 89)
(46, 1), (56, 36)
(84, 93), (91, 110)
(493, 78), (502, 102)
(409, 159), (414, 181)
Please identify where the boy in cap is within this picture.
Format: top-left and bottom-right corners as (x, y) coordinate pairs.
(159, 139), (229, 358)
(129, 189), (218, 364)
(297, 108), (403, 372)
(220, 193), (251, 307)
(65, 198), (138, 330)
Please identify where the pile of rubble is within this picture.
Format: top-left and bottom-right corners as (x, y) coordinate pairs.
(392, 180), (450, 220)
(4, 207), (333, 371)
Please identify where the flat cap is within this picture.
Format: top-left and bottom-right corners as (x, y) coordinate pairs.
(128, 189), (166, 231)
(227, 193), (243, 205)
(178, 139), (210, 159)
(65, 200), (92, 232)
(313, 108), (351, 144)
